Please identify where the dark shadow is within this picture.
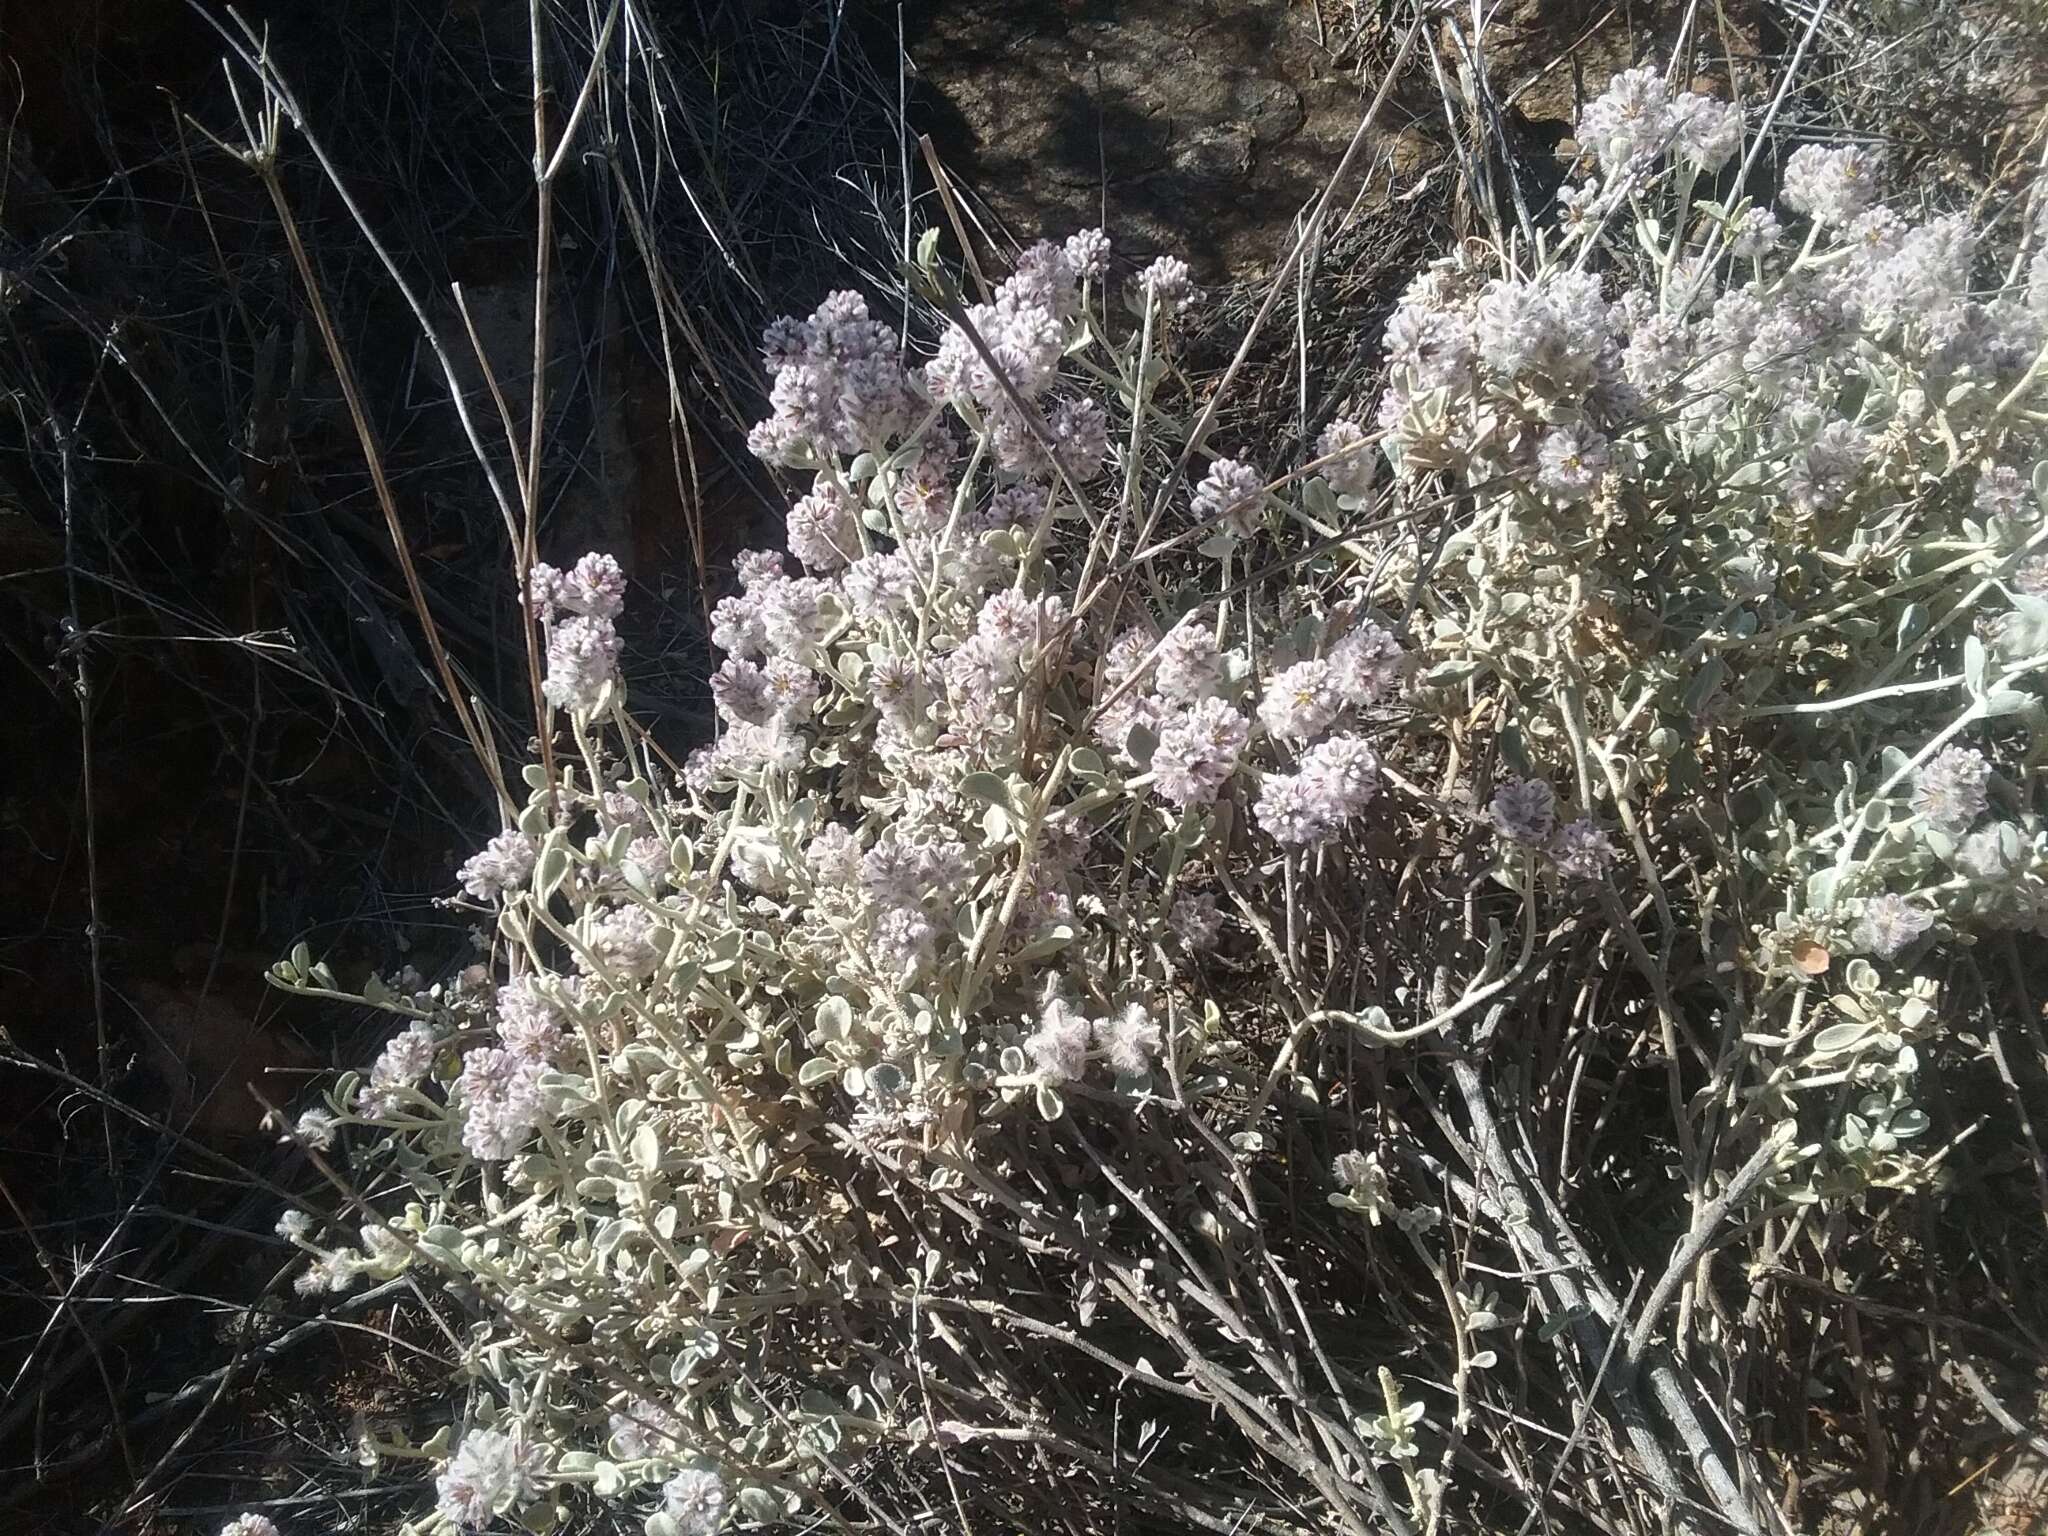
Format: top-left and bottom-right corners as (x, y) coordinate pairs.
(876, 0), (1402, 281)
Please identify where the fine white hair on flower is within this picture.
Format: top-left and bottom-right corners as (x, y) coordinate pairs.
(435, 1427), (548, 1531)
(1025, 995), (1093, 1083)
(542, 614), (622, 713)
(1780, 142), (1883, 228)
(1974, 464), (2029, 521)
(1383, 302), (1475, 392)
(218, 1517), (281, 1536)
(785, 482), (860, 572)
(1728, 205), (1783, 259)
(1154, 614), (1226, 702)
(1853, 894), (1934, 959)
(458, 829), (535, 903)
(2013, 553), (2048, 597)
(1138, 254), (1192, 308)
(1909, 746), (1991, 832)
(1472, 269), (1609, 385)
(456, 1046), (547, 1162)
(1556, 181), (1603, 240)
(1328, 622), (1404, 706)
(1170, 891), (1225, 950)
(494, 976), (564, 1060)
(1255, 771), (1329, 847)
(291, 1248), (356, 1297)
(1490, 778), (1557, 846)
(1536, 424), (1611, 502)
(1151, 697), (1249, 809)
(1784, 419), (1869, 516)
(275, 1209), (313, 1243)
(1575, 66), (1674, 171)
(557, 551), (626, 619)
(1191, 457), (1265, 539)
(748, 290), (915, 465)
(662, 1465), (730, 1536)
(1257, 659), (1340, 742)
(1063, 227), (1111, 279)
(1093, 1003), (1162, 1078)
(1299, 734), (1380, 820)
(609, 1395), (689, 1461)
(1314, 417), (1378, 498)
(1048, 395), (1112, 480)
(1550, 818), (1618, 882)
(1669, 94), (1742, 172)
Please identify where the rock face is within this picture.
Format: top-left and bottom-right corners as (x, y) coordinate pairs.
(903, 0), (1372, 281)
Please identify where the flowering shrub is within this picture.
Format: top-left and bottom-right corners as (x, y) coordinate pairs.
(265, 62), (2048, 1536)
(1373, 66), (2048, 1201)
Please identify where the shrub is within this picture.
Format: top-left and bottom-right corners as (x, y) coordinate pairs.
(265, 62), (2048, 1536)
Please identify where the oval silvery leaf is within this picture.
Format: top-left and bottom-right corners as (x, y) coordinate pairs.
(631, 1123), (662, 1174)
(1422, 658), (1483, 688)
(1012, 924), (1077, 962)
(416, 1225), (467, 1266)
(812, 995), (852, 1041)
(1682, 658), (1727, 715)
(1896, 601), (1929, 648)
(737, 1486), (781, 1521)
(1126, 721), (1160, 771)
(797, 1055), (840, 1088)
(1303, 476), (1339, 521)
(535, 837), (571, 904)
(1964, 635), (1990, 696)
(1809, 1021), (1873, 1056)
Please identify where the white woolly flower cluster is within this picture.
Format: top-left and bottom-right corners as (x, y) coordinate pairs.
(525, 551), (627, 713)
(926, 236), (1113, 480)
(1367, 66), (2048, 1200)
(746, 290), (918, 467)
(1575, 67), (1743, 175)
(273, 230), (1435, 1535)
(436, 1426), (549, 1530)
(267, 89), (2048, 1533)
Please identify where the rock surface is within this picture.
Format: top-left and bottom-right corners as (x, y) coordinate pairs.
(903, 0), (1378, 281)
